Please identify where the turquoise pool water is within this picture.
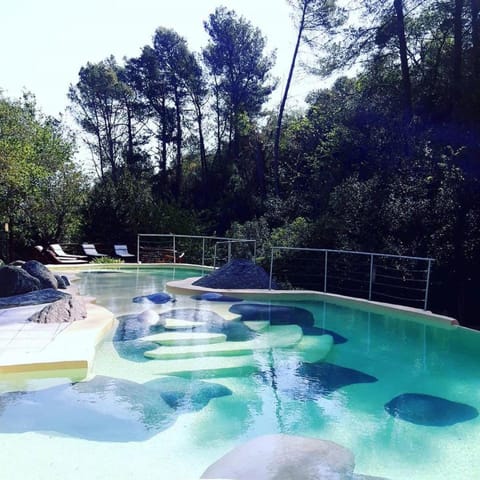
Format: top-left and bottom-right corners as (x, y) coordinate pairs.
(1, 266), (480, 479)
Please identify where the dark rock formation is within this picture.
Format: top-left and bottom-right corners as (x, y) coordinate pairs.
(0, 266), (40, 297)
(54, 274), (69, 289)
(29, 295), (87, 324)
(22, 260), (58, 289)
(132, 292), (173, 304)
(193, 259), (276, 289)
(0, 289), (70, 308)
(385, 393), (479, 426)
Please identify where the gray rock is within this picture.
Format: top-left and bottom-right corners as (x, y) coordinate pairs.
(0, 266), (40, 297)
(0, 289), (70, 308)
(22, 260), (58, 289)
(201, 434), (355, 480)
(55, 274), (68, 289)
(29, 295), (87, 324)
(193, 259), (277, 289)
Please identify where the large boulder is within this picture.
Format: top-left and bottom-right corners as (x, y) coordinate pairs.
(0, 266), (40, 297)
(22, 260), (58, 289)
(201, 434), (356, 480)
(193, 259), (277, 289)
(29, 295), (87, 324)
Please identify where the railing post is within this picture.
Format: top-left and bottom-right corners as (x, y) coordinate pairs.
(368, 254), (374, 300)
(269, 248), (275, 290)
(173, 235), (176, 264)
(202, 237), (205, 266)
(137, 235), (140, 264)
(213, 243), (218, 269)
(253, 241), (257, 263)
(228, 241), (232, 263)
(324, 250), (328, 292)
(424, 259), (432, 310)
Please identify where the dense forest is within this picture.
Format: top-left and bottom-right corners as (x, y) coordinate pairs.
(1, 0), (480, 327)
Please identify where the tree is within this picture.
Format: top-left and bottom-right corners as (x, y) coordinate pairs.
(203, 7), (276, 158)
(0, 93), (86, 251)
(68, 57), (131, 180)
(273, 0), (344, 195)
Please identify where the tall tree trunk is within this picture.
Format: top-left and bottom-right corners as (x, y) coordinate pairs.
(126, 103), (135, 171)
(394, 0), (413, 124)
(195, 106), (208, 185)
(452, 0), (465, 117)
(173, 86), (183, 200)
(160, 96), (168, 182)
(214, 78), (222, 160)
(471, 0), (480, 78)
(273, 0), (308, 196)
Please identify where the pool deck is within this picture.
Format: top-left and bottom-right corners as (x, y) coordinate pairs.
(0, 282), (115, 379)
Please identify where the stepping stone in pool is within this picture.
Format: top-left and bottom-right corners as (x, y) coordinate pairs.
(143, 331), (227, 346)
(157, 308), (257, 342)
(164, 318), (206, 330)
(229, 303), (347, 343)
(243, 320), (270, 332)
(200, 434), (356, 480)
(192, 292), (243, 302)
(0, 375), (231, 442)
(132, 292), (173, 304)
(384, 393), (479, 426)
(144, 325), (303, 360)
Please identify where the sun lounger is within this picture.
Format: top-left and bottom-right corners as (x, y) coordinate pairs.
(49, 243), (88, 260)
(81, 243), (108, 258)
(38, 246), (89, 264)
(114, 244), (135, 261)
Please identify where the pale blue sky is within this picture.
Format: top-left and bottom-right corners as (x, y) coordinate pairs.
(1, 0), (323, 117)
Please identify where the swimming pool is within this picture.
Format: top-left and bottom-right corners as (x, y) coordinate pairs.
(1, 266), (479, 479)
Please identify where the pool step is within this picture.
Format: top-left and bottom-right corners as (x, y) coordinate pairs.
(243, 320), (270, 332)
(163, 319), (206, 330)
(144, 325), (303, 360)
(143, 331), (227, 346)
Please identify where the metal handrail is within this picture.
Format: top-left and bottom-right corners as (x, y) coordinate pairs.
(269, 247), (434, 310)
(137, 234), (256, 267)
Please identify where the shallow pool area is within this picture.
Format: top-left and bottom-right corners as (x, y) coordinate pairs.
(1, 266), (480, 479)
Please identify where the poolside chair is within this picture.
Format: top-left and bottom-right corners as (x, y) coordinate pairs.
(114, 244), (135, 261)
(41, 246), (89, 264)
(81, 243), (107, 258)
(49, 243), (88, 260)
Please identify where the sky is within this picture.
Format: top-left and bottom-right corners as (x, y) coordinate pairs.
(0, 0), (326, 118)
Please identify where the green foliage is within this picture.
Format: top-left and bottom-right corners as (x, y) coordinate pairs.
(0, 94), (86, 249)
(203, 6), (276, 156)
(90, 256), (124, 264)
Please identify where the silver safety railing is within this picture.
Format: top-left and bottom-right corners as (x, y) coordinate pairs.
(269, 247), (434, 310)
(137, 234), (256, 268)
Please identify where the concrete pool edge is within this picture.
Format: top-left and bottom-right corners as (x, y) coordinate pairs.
(166, 277), (459, 329)
(0, 299), (115, 377)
